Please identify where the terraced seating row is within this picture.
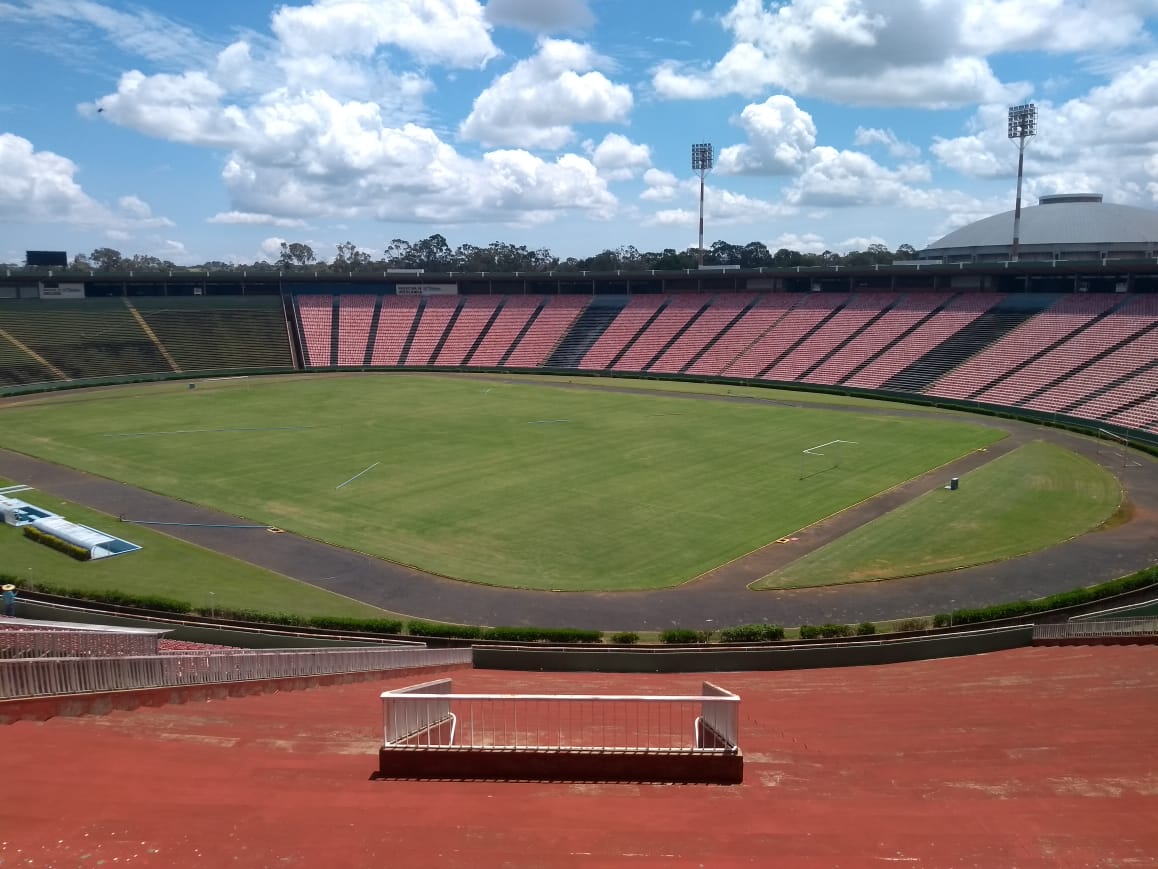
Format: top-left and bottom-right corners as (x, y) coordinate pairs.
(309, 290), (1156, 434)
(134, 297), (292, 372)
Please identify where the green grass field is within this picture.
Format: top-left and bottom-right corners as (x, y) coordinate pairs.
(0, 478), (396, 618)
(0, 374), (1006, 591)
(755, 440), (1123, 589)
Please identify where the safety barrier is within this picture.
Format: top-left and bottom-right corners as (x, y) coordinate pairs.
(1033, 619), (1158, 640)
(0, 646), (471, 699)
(378, 679), (742, 783)
(0, 629), (160, 659)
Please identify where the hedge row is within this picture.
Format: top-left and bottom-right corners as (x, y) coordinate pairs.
(23, 527), (91, 561)
(936, 566), (1158, 626)
(718, 624), (786, 643)
(405, 620), (601, 643)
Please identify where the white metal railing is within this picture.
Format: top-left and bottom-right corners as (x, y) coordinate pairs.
(0, 647), (471, 700)
(1034, 619), (1158, 640)
(0, 630), (159, 659)
(381, 680), (740, 754)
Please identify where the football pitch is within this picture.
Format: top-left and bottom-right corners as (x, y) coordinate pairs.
(0, 374), (1013, 591)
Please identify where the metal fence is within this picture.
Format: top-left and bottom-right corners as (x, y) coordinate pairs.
(382, 679), (740, 754)
(0, 630), (160, 659)
(1033, 619), (1158, 640)
(0, 646), (471, 700)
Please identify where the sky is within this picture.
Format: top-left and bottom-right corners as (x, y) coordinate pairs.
(1, 0), (1157, 267)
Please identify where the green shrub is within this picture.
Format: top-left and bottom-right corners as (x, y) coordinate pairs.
(856, 621), (877, 636)
(480, 626), (602, 644)
(23, 526), (91, 561)
(719, 623), (786, 642)
(306, 616), (404, 635)
(948, 566), (1158, 626)
(818, 623), (852, 638)
(660, 628), (702, 644)
(406, 620), (484, 640)
(933, 613), (952, 628)
(896, 618), (928, 633)
(610, 631), (640, 645)
(798, 624), (821, 640)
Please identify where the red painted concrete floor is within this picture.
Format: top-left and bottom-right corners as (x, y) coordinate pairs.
(2, 646), (1157, 868)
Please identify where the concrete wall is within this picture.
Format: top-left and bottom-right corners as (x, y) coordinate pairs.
(474, 626), (1034, 673)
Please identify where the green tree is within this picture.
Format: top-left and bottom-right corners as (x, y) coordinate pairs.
(277, 242), (315, 268)
(89, 247), (124, 271)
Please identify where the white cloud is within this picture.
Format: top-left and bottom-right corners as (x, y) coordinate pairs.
(2, 0), (217, 68)
(786, 146), (933, 207)
(716, 95), (817, 175)
(932, 59), (1158, 204)
(650, 0), (1150, 108)
(769, 231), (827, 253)
(460, 38), (633, 148)
(644, 182), (792, 227)
(852, 126), (920, 160)
(586, 133), (651, 180)
(485, 0), (595, 32)
(640, 168), (680, 201)
(270, 0), (499, 69)
(0, 133), (170, 231)
(208, 211), (309, 228)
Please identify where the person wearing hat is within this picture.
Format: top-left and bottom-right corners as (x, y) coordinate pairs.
(1, 584), (16, 617)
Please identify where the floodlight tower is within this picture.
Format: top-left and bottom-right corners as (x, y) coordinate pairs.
(1007, 103), (1037, 262)
(692, 143), (714, 268)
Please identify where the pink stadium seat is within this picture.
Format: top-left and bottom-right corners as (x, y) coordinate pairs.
(503, 296), (589, 367)
(1022, 329), (1158, 414)
(927, 294), (1120, 400)
(724, 294), (848, 380)
(469, 296), (542, 366)
(336, 295), (376, 366)
(686, 294), (796, 376)
(765, 293), (899, 382)
(369, 296), (421, 366)
(649, 294), (757, 374)
(434, 296), (502, 366)
(579, 296), (668, 370)
(297, 295), (333, 367)
(405, 296), (459, 365)
(612, 294), (713, 372)
(846, 293), (999, 389)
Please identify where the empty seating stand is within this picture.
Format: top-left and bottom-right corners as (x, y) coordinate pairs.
(763, 293), (898, 382)
(686, 295), (796, 377)
(504, 295), (589, 367)
(806, 292), (950, 386)
(579, 296), (667, 370)
(1071, 366), (1158, 425)
(612, 294), (713, 373)
(649, 294), (756, 374)
(404, 296), (459, 365)
(369, 296), (421, 365)
(336, 295), (376, 366)
(926, 294), (1117, 400)
(1023, 329), (1158, 415)
(974, 302), (1151, 407)
(297, 295), (334, 367)
(724, 294), (847, 380)
(469, 296), (541, 366)
(134, 296), (292, 372)
(434, 296), (502, 366)
(846, 293), (998, 389)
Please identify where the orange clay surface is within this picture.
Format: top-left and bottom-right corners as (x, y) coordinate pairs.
(2, 646), (1157, 868)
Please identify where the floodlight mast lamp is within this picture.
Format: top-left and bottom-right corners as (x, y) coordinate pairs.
(1008, 103), (1037, 262)
(692, 143), (713, 268)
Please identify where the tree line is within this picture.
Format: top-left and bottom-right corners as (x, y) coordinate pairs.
(13, 236), (921, 273)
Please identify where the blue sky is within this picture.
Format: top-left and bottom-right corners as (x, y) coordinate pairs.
(1, 0), (1157, 266)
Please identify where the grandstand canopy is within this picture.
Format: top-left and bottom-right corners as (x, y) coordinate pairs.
(921, 195), (1158, 263)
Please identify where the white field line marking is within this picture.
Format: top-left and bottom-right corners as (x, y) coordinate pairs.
(802, 439), (858, 455)
(336, 461), (380, 490)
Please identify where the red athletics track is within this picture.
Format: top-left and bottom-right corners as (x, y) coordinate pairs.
(2, 646), (1156, 868)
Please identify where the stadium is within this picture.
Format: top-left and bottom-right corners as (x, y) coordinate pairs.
(2, 197), (1158, 863)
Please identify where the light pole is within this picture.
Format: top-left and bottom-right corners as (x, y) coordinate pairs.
(1007, 104), (1037, 263)
(691, 143), (713, 268)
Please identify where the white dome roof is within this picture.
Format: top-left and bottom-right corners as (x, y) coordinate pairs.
(924, 195), (1158, 256)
